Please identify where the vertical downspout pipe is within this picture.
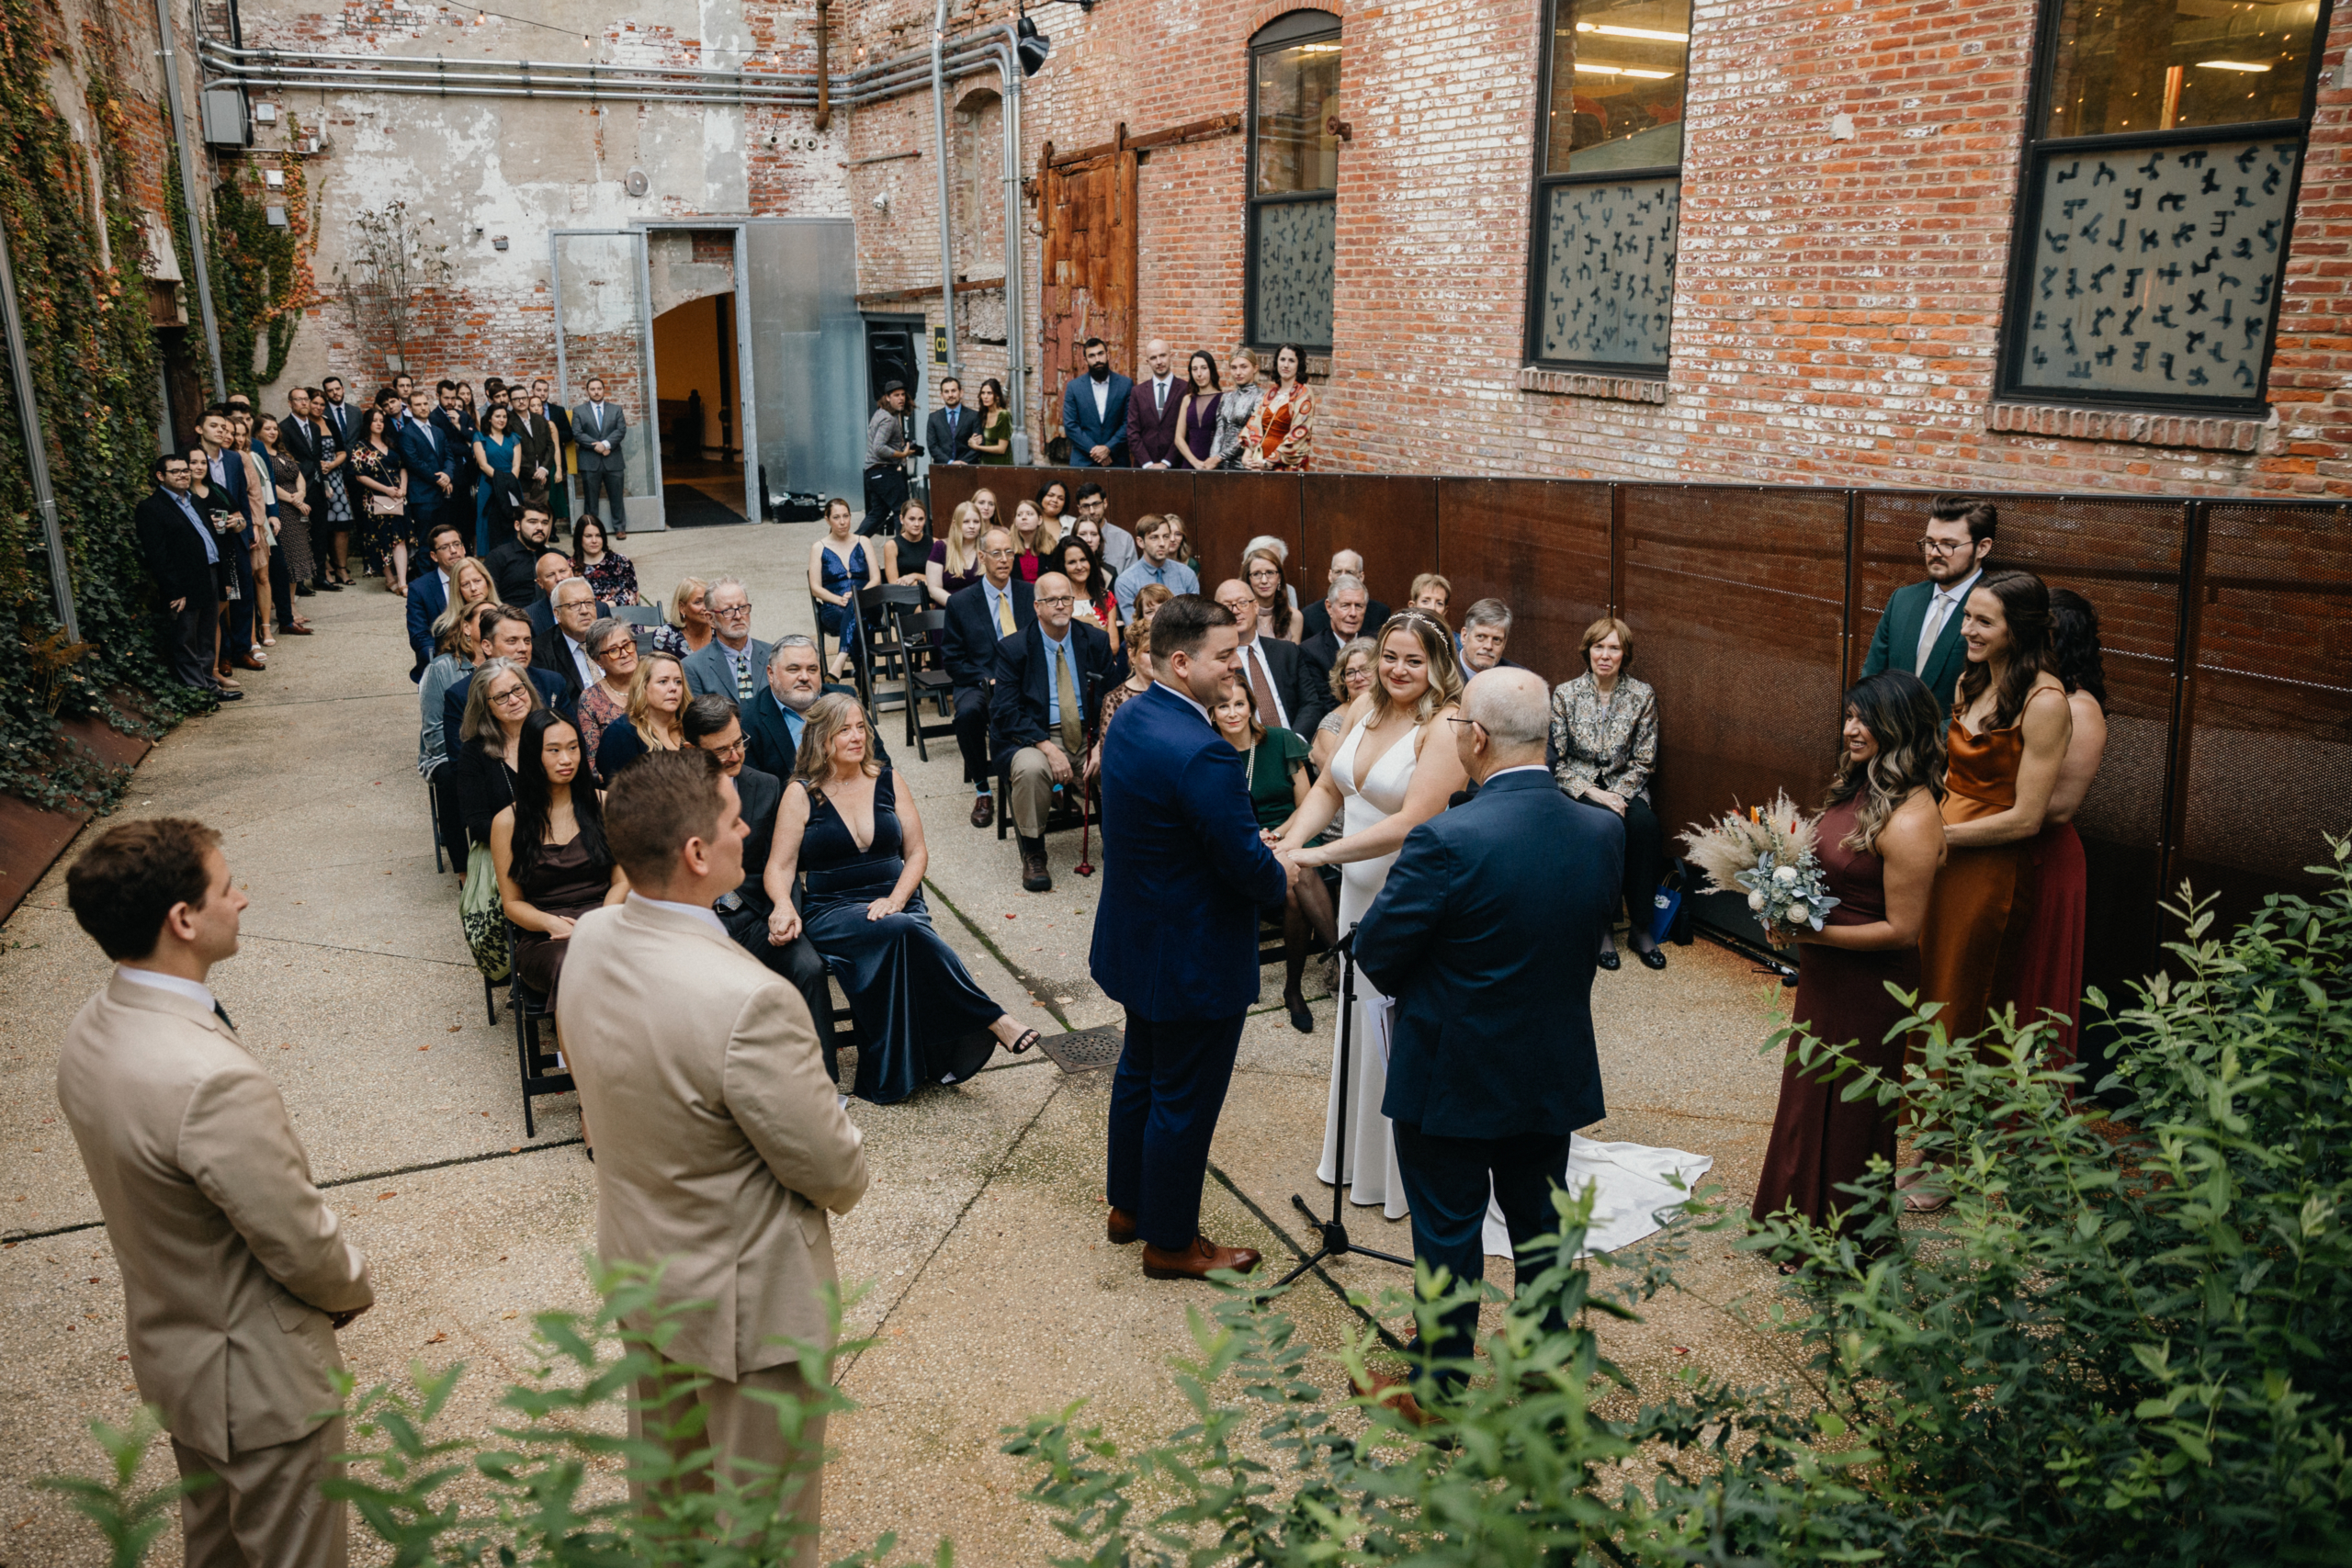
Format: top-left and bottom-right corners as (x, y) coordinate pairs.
(996, 43), (1028, 462)
(157, 0), (227, 396)
(930, 0), (958, 384)
(0, 221), (74, 640)
(812, 1), (831, 131)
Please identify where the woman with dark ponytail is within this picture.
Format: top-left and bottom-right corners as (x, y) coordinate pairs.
(2004, 587), (2109, 1075)
(1908, 570), (2073, 1211)
(1751, 671), (1947, 1242)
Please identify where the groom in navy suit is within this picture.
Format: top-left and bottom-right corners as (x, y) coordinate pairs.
(1356, 667), (1621, 1395)
(1091, 595), (1288, 1280)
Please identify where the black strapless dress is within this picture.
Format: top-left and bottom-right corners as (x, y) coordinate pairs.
(800, 770), (1001, 1102)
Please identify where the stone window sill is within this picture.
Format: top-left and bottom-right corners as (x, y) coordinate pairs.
(1986, 401), (2268, 453)
(1518, 366), (1668, 404)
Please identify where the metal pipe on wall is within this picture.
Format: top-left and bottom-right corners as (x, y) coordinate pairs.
(930, 0), (959, 384)
(159, 0), (226, 397)
(0, 220), (75, 641)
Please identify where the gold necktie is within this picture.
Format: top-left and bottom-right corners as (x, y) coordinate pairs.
(997, 590), (1016, 637)
(1057, 643), (1084, 755)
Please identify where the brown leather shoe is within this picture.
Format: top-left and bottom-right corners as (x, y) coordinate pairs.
(233, 654), (266, 672)
(1354, 1368), (1442, 1431)
(969, 793), (993, 829)
(1020, 841), (1052, 894)
(1141, 1234), (1261, 1281)
(1106, 1206), (1138, 1245)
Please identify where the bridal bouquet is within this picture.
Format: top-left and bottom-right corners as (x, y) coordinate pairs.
(1678, 790), (1839, 939)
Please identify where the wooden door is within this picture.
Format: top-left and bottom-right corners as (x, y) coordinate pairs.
(1039, 144), (1138, 457)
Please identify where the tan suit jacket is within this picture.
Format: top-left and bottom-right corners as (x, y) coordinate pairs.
(56, 975), (372, 1460)
(561, 899), (868, 1380)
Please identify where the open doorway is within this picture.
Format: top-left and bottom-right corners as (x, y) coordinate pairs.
(650, 288), (746, 527)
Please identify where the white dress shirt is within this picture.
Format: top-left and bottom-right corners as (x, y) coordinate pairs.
(1235, 635), (1290, 730)
(116, 964), (220, 1011)
(628, 892), (728, 940)
(1152, 679), (1210, 728)
(1151, 374), (1174, 413)
(566, 633), (597, 691)
(1090, 378), (1109, 422)
(1915, 566), (1983, 676)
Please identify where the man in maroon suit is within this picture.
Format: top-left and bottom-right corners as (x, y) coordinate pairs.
(1125, 338), (1185, 468)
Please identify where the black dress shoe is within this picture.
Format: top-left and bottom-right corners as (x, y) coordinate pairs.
(1284, 990), (1314, 1033)
(1637, 946), (1668, 971)
(1019, 837), (1052, 893)
(1596, 949), (1621, 971)
(315, 579), (344, 592)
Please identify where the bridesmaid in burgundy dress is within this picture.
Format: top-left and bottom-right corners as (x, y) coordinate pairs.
(2004, 588), (2109, 1075)
(1752, 671), (1948, 1242)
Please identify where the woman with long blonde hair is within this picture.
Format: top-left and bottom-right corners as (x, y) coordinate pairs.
(926, 501), (987, 606)
(1009, 498), (1050, 581)
(1273, 609), (1467, 1217)
(651, 576), (713, 659)
(593, 651), (686, 779)
(764, 694), (1039, 1101)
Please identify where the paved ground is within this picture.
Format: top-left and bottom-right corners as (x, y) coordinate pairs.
(0, 518), (1801, 1565)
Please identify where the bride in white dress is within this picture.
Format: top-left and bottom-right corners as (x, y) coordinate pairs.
(1273, 612), (1466, 1218)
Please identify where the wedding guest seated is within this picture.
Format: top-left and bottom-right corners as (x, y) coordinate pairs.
(405, 522), (469, 676)
(441, 604), (571, 762)
(531, 577), (603, 705)
(1112, 513), (1200, 619)
(453, 657), (544, 847)
(1550, 616), (1666, 971)
(1310, 637), (1377, 774)
(740, 634), (890, 779)
(1086, 585), (1171, 784)
(944, 527), (1035, 829)
(1242, 537), (1305, 641)
(1408, 572), (1453, 626)
(1049, 533), (1122, 652)
(595, 651), (688, 779)
(1209, 678), (1332, 1032)
(483, 504), (557, 604)
(763, 694), (1040, 1103)
(1296, 572), (1374, 735)
(925, 501), (987, 607)
(884, 498), (933, 590)
(419, 609), (479, 871)
(684, 576), (771, 701)
(1301, 550), (1388, 643)
(1072, 482), (1137, 573)
(809, 496), (878, 678)
(526, 551), (609, 644)
(571, 514), (640, 606)
(1008, 498), (1052, 581)
(491, 709), (627, 1004)
(650, 574), (714, 660)
(576, 616), (638, 780)
(1459, 599), (1516, 675)
(1213, 576), (1307, 736)
(1751, 671), (1945, 1246)
(990, 570), (1115, 893)
(682, 693), (845, 1082)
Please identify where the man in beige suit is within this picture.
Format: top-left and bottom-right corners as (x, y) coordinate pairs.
(561, 750), (868, 1544)
(58, 818), (372, 1568)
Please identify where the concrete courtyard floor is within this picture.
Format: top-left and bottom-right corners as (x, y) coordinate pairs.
(0, 517), (1811, 1565)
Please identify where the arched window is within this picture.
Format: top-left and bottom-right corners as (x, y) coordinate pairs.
(1524, 0), (1691, 375)
(1247, 11), (1340, 353)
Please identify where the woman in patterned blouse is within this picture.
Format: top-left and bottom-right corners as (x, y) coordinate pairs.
(1240, 344), (1315, 471)
(1551, 615), (1668, 972)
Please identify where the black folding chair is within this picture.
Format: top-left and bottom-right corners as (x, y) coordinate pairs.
(900, 608), (959, 761)
(428, 777), (447, 874)
(852, 583), (924, 720)
(505, 925), (575, 1138)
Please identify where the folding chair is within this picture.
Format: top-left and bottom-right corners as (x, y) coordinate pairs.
(428, 776), (447, 874)
(851, 583), (924, 720)
(900, 608), (959, 761)
(506, 925), (575, 1138)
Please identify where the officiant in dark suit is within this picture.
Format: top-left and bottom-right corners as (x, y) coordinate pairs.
(1859, 495), (1995, 718)
(1091, 595), (1287, 1281)
(1355, 667), (1620, 1401)
(925, 376), (978, 466)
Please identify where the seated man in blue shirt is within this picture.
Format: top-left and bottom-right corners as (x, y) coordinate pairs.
(1112, 513), (1200, 622)
(989, 571), (1114, 893)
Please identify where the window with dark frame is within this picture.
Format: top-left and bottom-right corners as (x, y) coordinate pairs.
(1523, 0), (1692, 376)
(1998, 0), (2333, 415)
(1247, 11), (1340, 354)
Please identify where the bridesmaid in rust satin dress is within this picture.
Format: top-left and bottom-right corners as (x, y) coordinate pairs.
(1753, 672), (1947, 1238)
(2004, 588), (2109, 1074)
(1914, 570), (2073, 1068)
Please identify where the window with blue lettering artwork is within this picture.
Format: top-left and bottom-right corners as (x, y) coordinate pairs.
(1524, 0), (1692, 375)
(1999, 0), (2330, 414)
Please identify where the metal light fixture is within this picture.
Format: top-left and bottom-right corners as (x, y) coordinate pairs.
(1016, 15), (1050, 75)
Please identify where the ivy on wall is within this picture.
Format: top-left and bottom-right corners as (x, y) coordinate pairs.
(0, 0), (209, 812)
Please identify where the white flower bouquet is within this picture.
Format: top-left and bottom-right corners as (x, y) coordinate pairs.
(1677, 790), (1840, 942)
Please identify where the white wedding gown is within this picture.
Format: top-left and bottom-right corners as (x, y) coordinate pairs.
(1311, 715), (1718, 1255)
(1316, 713), (1416, 1218)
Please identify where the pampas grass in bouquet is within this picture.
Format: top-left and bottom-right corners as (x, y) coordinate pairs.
(1678, 789), (1840, 943)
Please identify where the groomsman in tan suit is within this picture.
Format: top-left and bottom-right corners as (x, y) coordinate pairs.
(561, 750), (868, 1544)
(57, 818), (372, 1568)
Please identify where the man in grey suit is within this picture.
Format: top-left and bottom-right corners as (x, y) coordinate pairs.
(572, 375), (629, 537)
(563, 750), (868, 1542)
(59, 818), (373, 1568)
(1859, 494), (1996, 717)
(683, 576), (774, 701)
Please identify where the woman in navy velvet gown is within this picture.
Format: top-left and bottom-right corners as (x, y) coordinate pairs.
(763, 694), (1039, 1102)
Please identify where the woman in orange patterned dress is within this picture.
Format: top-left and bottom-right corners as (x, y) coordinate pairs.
(1240, 343), (1316, 471)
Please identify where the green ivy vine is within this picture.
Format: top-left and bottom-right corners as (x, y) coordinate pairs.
(210, 174), (301, 394)
(0, 0), (209, 814)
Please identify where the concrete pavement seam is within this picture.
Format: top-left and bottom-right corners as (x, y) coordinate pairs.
(920, 877), (1072, 1032)
(1205, 1163), (1407, 1353)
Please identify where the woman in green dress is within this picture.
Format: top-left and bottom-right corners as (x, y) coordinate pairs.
(970, 377), (1013, 465)
(1211, 677), (1333, 1033)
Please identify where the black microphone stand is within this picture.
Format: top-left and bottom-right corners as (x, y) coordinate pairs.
(1278, 924), (1414, 1288)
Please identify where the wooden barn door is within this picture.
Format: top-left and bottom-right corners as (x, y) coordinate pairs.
(1038, 139), (1138, 459)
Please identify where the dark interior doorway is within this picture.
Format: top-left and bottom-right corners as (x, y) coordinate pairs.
(651, 291), (747, 527)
